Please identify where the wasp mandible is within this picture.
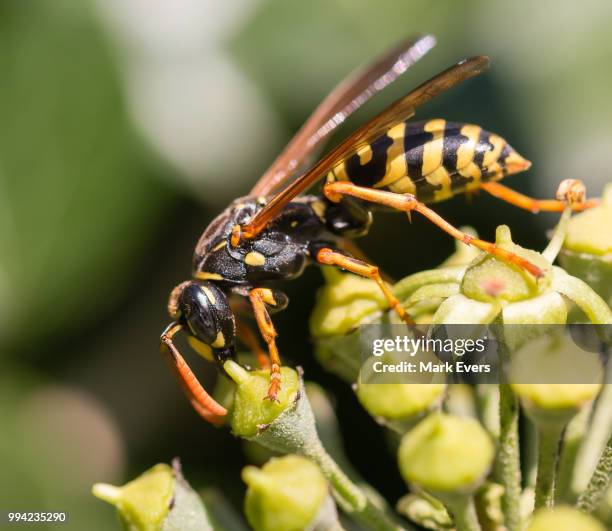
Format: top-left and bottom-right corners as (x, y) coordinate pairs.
(161, 35), (595, 424)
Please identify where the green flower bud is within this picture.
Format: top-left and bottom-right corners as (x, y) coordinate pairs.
(224, 361), (300, 438)
(461, 225), (551, 304)
(92, 462), (212, 531)
(242, 455), (331, 531)
(564, 185), (612, 256)
(526, 506), (605, 531)
(398, 413), (495, 494)
(511, 382), (601, 419)
(512, 375), (599, 512)
(227, 366), (400, 531)
(356, 382), (445, 422)
(510, 333), (603, 423)
(310, 267), (386, 337)
(560, 183), (612, 305)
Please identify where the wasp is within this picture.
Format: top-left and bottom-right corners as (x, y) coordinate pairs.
(160, 34), (596, 424)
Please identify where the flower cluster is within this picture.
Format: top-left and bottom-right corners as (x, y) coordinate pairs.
(94, 183), (612, 531)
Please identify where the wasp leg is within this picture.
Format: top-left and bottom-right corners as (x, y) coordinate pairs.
(160, 322), (227, 425)
(480, 181), (598, 213)
(324, 181), (544, 278)
(249, 288), (284, 402)
(236, 318), (270, 369)
(315, 247), (414, 325)
(338, 239), (395, 283)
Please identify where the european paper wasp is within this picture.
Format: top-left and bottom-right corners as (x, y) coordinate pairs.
(160, 35), (596, 424)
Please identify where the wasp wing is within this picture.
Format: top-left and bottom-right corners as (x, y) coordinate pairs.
(242, 56), (490, 238)
(250, 34), (437, 197)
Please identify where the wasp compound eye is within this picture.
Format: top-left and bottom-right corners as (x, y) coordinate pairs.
(179, 282), (235, 350)
(167, 280), (193, 319)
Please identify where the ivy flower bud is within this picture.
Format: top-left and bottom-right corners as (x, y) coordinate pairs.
(224, 361), (300, 439)
(310, 267), (386, 337)
(526, 506), (605, 531)
(460, 225), (552, 304)
(356, 381), (446, 424)
(509, 328), (603, 416)
(560, 183), (612, 305)
(92, 461), (212, 531)
(398, 413), (494, 495)
(242, 455), (333, 531)
(511, 380), (602, 428)
(226, 363), (399, 530)
(512, 376), (602, 511)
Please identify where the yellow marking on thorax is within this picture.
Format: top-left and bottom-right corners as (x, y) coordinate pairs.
(422, 119), (446, 176)
(457, 125), (481, 169)
(187, 336), (214, 361)
(202, 286), (216, 304)
(195, 271), (223, 281)
(212, 241), (226, 252)
(211, 331), (225, 348)
(425, 166), (452, 202)
(483, 134), (505, 167)
(290, 220), (298, 228)
(245, 251), (266, 266)
(373, 122), (409, 189)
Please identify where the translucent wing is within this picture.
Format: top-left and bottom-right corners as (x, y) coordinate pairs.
(250, 34), (437, 197)
(242, 56), (490, 239)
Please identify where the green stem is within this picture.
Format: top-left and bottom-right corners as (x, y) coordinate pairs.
(496, 383), (522, 530)
(556, 402), (593, 502)
(497, 383), (522, 530)
(572, 384), (612, 494)
(523, 417), (538, 488)
(534, 425), (563, 510)
(303, 439), (405, 531)
(475, 384), (499, 439)
(542, 207), (571, 263)
(552, 267), (612, 324)
(445, 496), (482, 531)
(577, 434), (612, 514)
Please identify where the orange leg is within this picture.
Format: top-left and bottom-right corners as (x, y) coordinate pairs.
(481, 181), (598, 213)
(338, 239), (395, 283)
(316, 247), (414, 325)
(324, 181), (544, 278)
(160, 322), (227, 425)
(249, 289), (282, 402)
(236, 318), (270, 369)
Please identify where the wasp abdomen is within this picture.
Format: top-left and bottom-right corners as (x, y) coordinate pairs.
(327, 119), (530, 204)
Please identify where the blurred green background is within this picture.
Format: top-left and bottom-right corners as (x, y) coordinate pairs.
(1, 0), (611, 528)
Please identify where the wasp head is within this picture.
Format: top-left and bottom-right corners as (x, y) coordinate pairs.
(167, 280), (236, 365)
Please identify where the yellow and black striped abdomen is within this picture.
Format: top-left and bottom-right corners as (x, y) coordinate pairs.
(326, 119), (530, 203)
